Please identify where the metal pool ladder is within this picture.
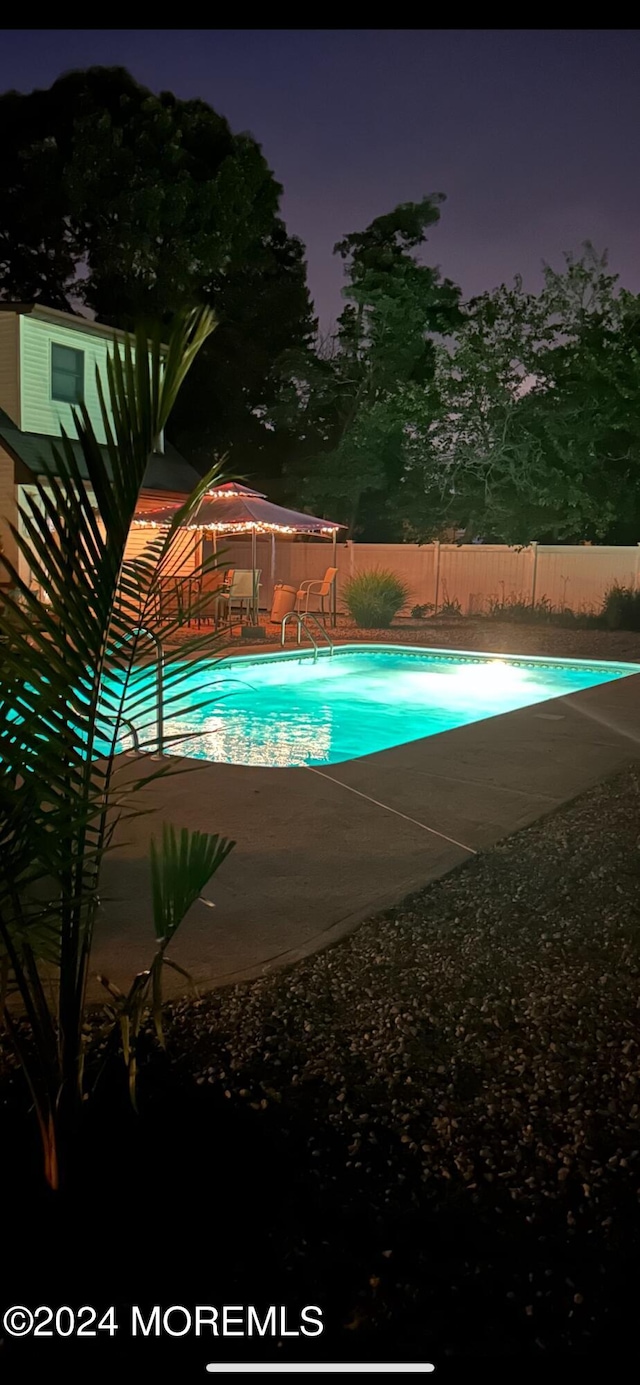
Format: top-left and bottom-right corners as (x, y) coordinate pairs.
(281, 610), (334, 660)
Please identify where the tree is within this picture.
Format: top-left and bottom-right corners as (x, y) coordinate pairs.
(171, 222), (313, 490)
(399, 245), (640, 543)
(527, 287), (640, 542)
(395, 275), (551, 541)
(0, 67), (314, 477)
(0, 309), (235, 1189)
(277, 196), (462, 537)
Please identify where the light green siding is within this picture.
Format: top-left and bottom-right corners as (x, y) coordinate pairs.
(19, 316), (123, 442)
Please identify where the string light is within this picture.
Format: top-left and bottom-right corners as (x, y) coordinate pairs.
(205, 486), (265, 499)
(133, 478), (343, 535)
(134, 519), (341, 534)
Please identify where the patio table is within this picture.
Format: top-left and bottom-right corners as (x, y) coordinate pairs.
(155, 572), (232, 627)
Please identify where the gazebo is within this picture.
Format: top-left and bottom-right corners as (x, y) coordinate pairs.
(133, 482), (344, 625)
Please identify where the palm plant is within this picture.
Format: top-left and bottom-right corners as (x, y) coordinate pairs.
(0, 307), (235, 1189)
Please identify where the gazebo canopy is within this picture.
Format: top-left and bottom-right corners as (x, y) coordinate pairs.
(134, 482), (343, 535)
(133, 482), (344, 626)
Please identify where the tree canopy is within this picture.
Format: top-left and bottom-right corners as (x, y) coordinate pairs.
(276, 195), (462, 537)
(398, 246), (640, 543)
(282, 228), (640, 544)
(2, 68), (639, 543)
(0, 66), (314, 479)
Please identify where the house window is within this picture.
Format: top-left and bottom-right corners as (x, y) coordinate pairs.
(51, 343), (84, 404)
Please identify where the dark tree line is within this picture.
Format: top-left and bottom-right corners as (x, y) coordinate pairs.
(0, 66), (314, 491)
(2, 66), (639, 542)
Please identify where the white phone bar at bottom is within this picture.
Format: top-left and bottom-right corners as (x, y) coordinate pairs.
(205, 1366), (435, 1374)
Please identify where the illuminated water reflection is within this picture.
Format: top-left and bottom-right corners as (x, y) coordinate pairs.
(106, 646), (636, 768)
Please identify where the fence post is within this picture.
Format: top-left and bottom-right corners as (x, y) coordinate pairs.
(348, 540), (355, 578)
(635, 544), (640, 592)
(433, 540), (441, 614)
(530, 542), (539, 607)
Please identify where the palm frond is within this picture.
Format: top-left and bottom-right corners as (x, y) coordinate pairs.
(150, 823), (235, 944)
(0, 305), (240, 1189)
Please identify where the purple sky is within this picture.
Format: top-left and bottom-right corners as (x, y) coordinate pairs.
(1, 29), (639, 327)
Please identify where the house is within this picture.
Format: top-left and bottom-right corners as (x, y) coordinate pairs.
(0, 303), (201, 586)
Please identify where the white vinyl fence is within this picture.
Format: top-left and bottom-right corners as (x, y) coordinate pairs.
(189, 538), (640, 617)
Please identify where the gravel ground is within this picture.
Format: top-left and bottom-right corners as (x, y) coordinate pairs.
(167, 614), (640, 665)
(323, 616), (640, 663)
(165, 764), (640, 1359)
(5, 620), (640, 1371)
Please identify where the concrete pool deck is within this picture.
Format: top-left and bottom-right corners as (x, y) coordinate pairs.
(91, 662), (640, 1000)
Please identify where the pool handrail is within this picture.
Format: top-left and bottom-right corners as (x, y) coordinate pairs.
(280, 610), (334, 659)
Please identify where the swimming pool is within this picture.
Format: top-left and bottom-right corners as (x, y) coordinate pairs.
(113, 644), (639, 768)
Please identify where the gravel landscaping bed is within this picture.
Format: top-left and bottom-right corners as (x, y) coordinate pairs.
(162, 763), (640, 1362)
(324, 616), (640, 663)
(166, 614), (640, 665)
(4, 766), (640, 1374)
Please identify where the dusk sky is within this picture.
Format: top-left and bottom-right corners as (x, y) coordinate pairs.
(1, 28), (639, 327)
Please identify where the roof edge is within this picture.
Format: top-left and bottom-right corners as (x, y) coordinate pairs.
(0, 302), (166, 349)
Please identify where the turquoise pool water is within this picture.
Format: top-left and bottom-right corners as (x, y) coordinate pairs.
(113, 644), (638, 768)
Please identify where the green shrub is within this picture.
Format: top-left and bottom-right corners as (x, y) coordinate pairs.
(482, 588), (608, 629)
(410, 597), (463, 619)
(487, 593), (554, 622)
(483, 592), (602, 626)
(343, 568), (410, 628)
(601, 583), (640, 630)
(438, 596), (463, 617)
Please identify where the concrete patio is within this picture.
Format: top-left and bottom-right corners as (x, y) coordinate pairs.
(91, 660), (640, 999)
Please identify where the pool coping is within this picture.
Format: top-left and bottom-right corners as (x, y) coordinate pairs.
(92, 656), (640, 1000)
(188, 639), (640, 678)
(144, 640), (640, 771)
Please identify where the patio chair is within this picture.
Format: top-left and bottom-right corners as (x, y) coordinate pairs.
(196, 567), (234, 627)
(295, 567), (337, 623)
(219, 569), (261, 625)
